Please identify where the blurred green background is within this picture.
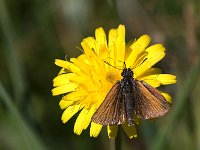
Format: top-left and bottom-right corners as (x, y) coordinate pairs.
(0, 0), (200, 150)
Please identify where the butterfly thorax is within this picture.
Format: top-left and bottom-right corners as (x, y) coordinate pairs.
(121, 68), (136, 126)
(121, 68), (133, 78)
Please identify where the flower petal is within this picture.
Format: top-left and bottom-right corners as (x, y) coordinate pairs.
(58, 68), (66, 75)
(63, 91), (87, 101)
(53, 73), (77, 86)
(136, 68), (161, 78)
(108, 28), (117, 66)
(82, 105), (96, 129)
(90, 122), (103, 137)
(115, 25), (125, 66)
(122, 122), (137, 139)
(139, 74), (176, 87)
(61, 104), (82, 123)
(81, 40), (96, 57)
(81, 40), (106, 76)
(83, 37), (97, 53)
(107, 125), (118, 139)
(126, 35), (151, 68)
(55, 59), (80, 73)
(74, 108), (89, 135)
(95, 27), (107, 55)
(52, 83), (79, 96)
(134, 50), (165, 77)
(70, 58), (91, 75)
(157, 74), (177, 85)
(146, 44), (166, 52)
(161, 92), (172, 103)
(108, 25), (125, 67)
(59, 99), (74, 109)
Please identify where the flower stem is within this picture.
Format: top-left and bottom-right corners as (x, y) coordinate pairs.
(109, 127), (121, 150)
(109, 139), (116, 150)
(116, 127), (122, 150)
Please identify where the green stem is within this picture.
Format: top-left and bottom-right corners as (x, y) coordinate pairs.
(150, 60), (200, 150)
(0, 82), (46, 150)
(115, 127), (122, 150)
(109, 127), (122, 150)
(109, 139), (116, 150)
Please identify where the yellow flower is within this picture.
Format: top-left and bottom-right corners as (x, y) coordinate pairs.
(52, 25), (176, 139)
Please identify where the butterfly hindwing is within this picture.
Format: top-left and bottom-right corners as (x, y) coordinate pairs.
(92, 82), (126, 125)
(134, 80), (170, 119)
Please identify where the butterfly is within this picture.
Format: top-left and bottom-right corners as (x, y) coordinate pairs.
(92, 68), (170, 126)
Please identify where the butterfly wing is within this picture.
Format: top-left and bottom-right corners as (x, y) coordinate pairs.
(92, 82), (126, 125)
(134, 80), (170, 119)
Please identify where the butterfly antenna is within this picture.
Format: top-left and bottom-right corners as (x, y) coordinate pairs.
(131, 58), (148, 70)
(103, 60), (124, 70)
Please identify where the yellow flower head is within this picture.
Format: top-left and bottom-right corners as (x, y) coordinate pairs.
(52, 25), (176, 139)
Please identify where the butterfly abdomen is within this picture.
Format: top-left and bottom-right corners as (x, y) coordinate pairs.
(121, 77), (136, 126)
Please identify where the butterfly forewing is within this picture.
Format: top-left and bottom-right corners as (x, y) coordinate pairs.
(92, 82), (126, 125)
(134, 80), (170, 119)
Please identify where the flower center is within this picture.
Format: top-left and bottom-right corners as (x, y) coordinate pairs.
(105, 71), (119, 84)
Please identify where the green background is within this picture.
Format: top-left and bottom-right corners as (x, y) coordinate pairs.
(0, 0), (200, 150)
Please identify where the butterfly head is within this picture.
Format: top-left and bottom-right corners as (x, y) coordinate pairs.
(121, 68), (133, 78)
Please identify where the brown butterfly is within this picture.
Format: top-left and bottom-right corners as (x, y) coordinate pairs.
(92, 68), (170, 126)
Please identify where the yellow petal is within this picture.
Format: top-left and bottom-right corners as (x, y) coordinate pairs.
(81, 40), (105, 75)
(52, 83), (79, 96)
(134, 50), (165, 77)
(55, 59), (80, 73)
(158, 74), (177, 85)
(161, 92), (172, 103)
(81, 92), (101, 105)
(82, 105), (96, 129)
(95, 27), (107, 44)
(53, 73), (76, 86)
(145, 44), (166, 52)
(108, 28), (117, 66)
(63, 91), (87, 101)
(136, 68), (162, 78)
(132, 51), (147, 68)
(58, 68), (66, 75)
(61, 104), (82, 123)
(74, 108), (89, 135)
(107, 125), (118, 139)
(108, 29), (117, 49)
(139, 74), (176, 87)
(126, 35), (151, 68)
(125, 39), (135, 60)
(81, 40), (98, 59)
(83, 37), (97, 53)
(115, 25), (125, 66)
(95, 27), (107, 51)
(59, 99), (74, 109)
(122, 122), (137, 139)
(70, 58), (91, 75)
(108, 25), (125, 67)
(90, 122), (103, 137)
(141, 78), (160, 87)
(77, 54), (89, 63)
